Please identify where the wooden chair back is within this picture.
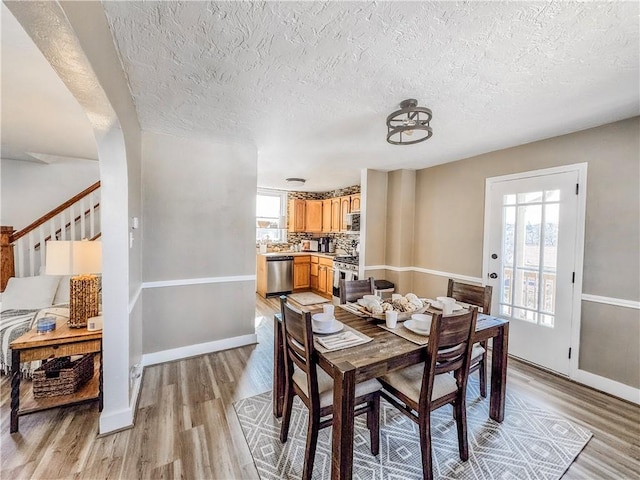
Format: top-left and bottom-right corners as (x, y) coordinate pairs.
(447, 279), (492, 314)
(420, 307), (478, 412)
(279, 296), (319, 407)
(339, 277), (376, 304)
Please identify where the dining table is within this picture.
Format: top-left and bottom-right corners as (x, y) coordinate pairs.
(272, 304), (509, 480)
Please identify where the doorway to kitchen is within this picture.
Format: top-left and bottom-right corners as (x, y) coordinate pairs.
(483, 164), (587, 376)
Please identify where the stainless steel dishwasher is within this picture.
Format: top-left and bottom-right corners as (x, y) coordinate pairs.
(266, 255), (293, 296)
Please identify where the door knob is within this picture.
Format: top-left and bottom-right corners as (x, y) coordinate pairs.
(491, 253), (498, 259)
(489, 273), (498, 279)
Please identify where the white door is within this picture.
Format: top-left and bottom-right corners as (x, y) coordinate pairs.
(484, 168), (583, 376)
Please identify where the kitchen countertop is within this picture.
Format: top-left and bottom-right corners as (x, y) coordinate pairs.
(258, 252), (339, 259)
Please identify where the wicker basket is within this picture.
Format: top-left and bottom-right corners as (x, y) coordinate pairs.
(33, 354), (94, 399)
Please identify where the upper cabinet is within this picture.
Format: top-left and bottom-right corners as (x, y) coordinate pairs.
(322, 199), (332, 233)
(288, 199), (306, 232)
(305, 200), (323, 233)
(288, 192), (360, 234)
(330, 198), (341, 233)
(339, 196), (351, 232)
(350, 194), (360, 213)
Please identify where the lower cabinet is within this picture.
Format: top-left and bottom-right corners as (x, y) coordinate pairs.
(314, 257), (334, 297)
(310, 257), (319, 290)
(293, 256), (311, 290)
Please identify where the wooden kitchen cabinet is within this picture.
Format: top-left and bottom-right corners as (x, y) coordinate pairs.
(305, 200), (323, 233)
(256, 255), (267, 297)
(288, 199), (306, 232)
(331, 198), (341, 232)
(322, 199), (332, 232)
(293, 256), (311, 290)
(315, 257), (334, 297)
(339, 196), (351, 232)
(310, 256), (319, 290)
(350, 193), (361, 212)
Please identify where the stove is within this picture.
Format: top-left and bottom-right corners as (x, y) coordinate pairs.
(332, 256), (360, 298)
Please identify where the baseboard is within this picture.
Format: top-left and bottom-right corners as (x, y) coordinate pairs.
(573, 368), (640, 404)
(141, 333), (258, 367)
(99, 406), (134, 435)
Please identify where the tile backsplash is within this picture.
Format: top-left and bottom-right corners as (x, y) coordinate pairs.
(257, 185), (360, 252)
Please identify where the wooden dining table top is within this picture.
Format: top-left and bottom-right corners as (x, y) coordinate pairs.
(313, 306), (506, 377)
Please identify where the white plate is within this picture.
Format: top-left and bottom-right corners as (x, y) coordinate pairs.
(404, 319), (430, 336)
(313, 320), (344, 334)
(426, 299), (444, 309)
(425, 300), (464, 311)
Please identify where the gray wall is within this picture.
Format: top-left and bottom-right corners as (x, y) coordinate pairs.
(365, 117), (640, 389)
(141, 132), (257, 354)
(0, 158), (99, 229)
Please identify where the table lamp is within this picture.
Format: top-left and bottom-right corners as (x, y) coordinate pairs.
(46, 240), (102, 328)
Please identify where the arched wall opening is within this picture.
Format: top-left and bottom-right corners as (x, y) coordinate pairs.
(5, 0), (143, 433)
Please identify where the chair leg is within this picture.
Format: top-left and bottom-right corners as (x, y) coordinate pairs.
(279, 383), (294, 443)
(479, 340), (487, 398)
(367, 394), (380, 456)
(454, 397), (469, 461)
(302, 412), (320, 480)
(418, 409), (433, 480)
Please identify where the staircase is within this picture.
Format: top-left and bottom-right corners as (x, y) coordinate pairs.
(1, 181), (101, 291)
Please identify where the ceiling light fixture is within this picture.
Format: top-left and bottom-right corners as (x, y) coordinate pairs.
(285, 177), (306, 187)
(386, 99), (433, 145)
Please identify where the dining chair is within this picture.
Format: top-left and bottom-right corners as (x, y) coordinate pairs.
(447, 279), (492, 397)
(378, 307), (478, 480)
(339, 276), (376, 304)
(279, 296), (381, 480)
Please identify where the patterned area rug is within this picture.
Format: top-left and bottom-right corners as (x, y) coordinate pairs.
(234, 378), (592, 479)
(287, 292), (330, 306)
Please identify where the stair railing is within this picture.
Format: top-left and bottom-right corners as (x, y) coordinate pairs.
(1, 181), (101, 290)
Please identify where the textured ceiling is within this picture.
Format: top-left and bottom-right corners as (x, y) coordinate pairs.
(0, 3), (98, 163)
(2, 2), (638, 190)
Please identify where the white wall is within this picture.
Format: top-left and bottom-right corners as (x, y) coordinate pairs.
(0, 158), (99, 229)
(141, 132), (257, 359)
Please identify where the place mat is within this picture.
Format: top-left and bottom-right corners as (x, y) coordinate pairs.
(379, 322), (429, 345)
(338, 303), (370, 317)
(314, 324), (372, 352)
(288, 292), (330, 306)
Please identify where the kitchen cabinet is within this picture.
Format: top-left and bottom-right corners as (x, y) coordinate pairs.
(293, 256), (311, 290)
(305, 200), (323, 233)
(339, 196), (351, 232)
(350, 194), (361, 212)
(288, 199), (306, 232)
(331, 198), (341, 232)
(256, 255), (267, 297)
(315, 257), (334, 297)
(288, 193), (360, 234)
(322, 199), (332, 233)
(310, 256), (319, 290)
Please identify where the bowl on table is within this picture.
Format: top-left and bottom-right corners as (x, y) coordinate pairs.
(410, 313), (432, 332)
(312, 312), (341, 333)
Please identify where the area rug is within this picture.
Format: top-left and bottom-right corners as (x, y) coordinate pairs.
(234, 378), (592, 480)
(288, 292), (330, 306)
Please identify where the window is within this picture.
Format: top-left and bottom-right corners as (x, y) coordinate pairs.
(257, 189), (287, 243)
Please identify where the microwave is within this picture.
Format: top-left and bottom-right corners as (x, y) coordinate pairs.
(301, 239), (319, 252)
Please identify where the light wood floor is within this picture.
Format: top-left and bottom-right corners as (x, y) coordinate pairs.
(1, 295), (639, 479)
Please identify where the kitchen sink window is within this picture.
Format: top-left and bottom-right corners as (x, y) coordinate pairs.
(257, 189), (287, 243)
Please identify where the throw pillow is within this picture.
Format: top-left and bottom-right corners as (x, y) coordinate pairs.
(2, 275), (61, 311)
(53, 275), (73, 305)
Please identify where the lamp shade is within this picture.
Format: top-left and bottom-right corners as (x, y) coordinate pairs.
(45, 240), (102, 275)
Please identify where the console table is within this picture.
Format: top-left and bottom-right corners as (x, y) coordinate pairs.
(9, 319), (103, 433)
